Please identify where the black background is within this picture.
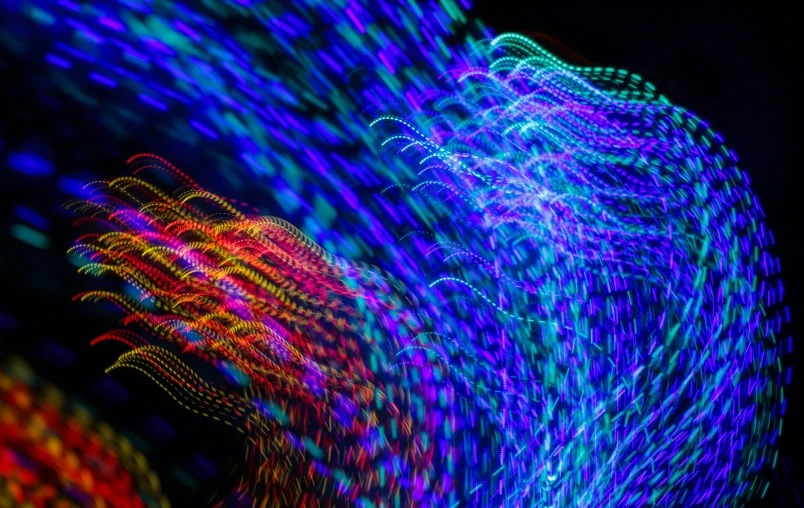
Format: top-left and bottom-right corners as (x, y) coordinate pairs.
(0, 1), (801, 506)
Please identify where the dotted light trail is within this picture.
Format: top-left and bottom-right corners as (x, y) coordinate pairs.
(370, 33), (788, 507)
(70, 155), (453, 507)
(0, 0), (788, 506)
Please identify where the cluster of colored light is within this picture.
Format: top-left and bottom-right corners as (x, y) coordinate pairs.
(70, 154), (453, 507)
(368, 34), (789, 506)
(0, 356), (168, 508)
(0, 0), (789, 506)
(71, 148), (786, 508)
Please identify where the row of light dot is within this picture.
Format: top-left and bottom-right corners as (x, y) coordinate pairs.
(0, 0), (790, 506)
(368, 33), (788, 506)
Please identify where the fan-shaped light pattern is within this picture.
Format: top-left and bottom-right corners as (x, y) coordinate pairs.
(0, 356), (169, 508)
(1, 0), (786, 505)
(69, 155), (458, 507)
(368, 34), (788, 506)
